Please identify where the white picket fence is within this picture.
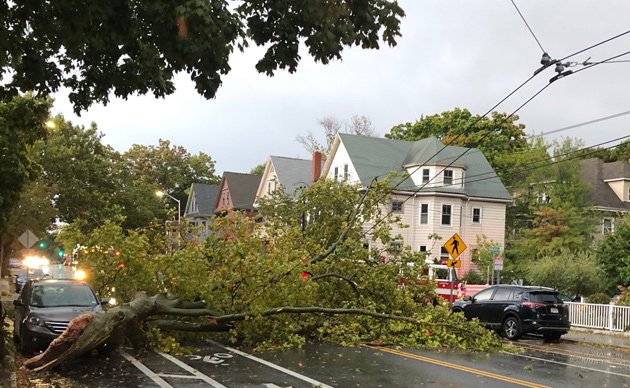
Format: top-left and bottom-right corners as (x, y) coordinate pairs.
(566, 302), (630, 332)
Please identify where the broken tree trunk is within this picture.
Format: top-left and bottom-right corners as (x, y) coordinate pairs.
(23, 293), (476, 372)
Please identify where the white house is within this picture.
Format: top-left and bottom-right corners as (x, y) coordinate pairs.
(321, 133), (512, 275)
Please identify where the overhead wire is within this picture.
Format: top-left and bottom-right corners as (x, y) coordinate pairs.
(362, 48), (630, 235)
(510, 0), (546, 53)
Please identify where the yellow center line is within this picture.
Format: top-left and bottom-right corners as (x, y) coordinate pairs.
(364, 345), (550, 388)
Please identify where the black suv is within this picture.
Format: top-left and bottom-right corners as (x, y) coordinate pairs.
(452, 285), (570, 341)
(13, 279), (104, 353)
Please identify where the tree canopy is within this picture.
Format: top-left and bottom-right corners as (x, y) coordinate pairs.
(1, 1), (405, 113)
(0, 95), (51, 233)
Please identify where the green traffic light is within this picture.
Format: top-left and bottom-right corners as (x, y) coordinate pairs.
(39, 241), (47, 249)
(57, 250), (64, 257)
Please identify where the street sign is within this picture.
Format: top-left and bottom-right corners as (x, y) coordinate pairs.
(494, 256), (504, 271)
(489, 246), (500, 255)
(444, 233), (467, 260)
(446, 259), (461, 269)
(18, 230), (39, 249)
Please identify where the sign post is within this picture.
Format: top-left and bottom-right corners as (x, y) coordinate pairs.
(494, 256), (504, 285)
(443, 233), (468, 302)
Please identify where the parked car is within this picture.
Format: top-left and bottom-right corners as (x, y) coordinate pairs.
(13, 279), (104, 354)
(451, 285), (570, 341)
(9, 258), (22, 268)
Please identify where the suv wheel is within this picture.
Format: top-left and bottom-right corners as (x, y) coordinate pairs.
(502, 316), (522, 340)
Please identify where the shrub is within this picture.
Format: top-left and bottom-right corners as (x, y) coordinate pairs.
(462, 271), (484, 285)
(587, 293), (611, 304)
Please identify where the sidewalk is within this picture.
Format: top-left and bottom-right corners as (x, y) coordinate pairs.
(564, 327), (630, 349)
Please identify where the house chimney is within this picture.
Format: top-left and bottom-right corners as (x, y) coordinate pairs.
(312, 151), (322, 183)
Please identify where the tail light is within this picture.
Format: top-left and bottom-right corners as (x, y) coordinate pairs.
(522, 302), (546, 309)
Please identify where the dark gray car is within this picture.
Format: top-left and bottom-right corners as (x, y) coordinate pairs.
(13, 279), (103, 354)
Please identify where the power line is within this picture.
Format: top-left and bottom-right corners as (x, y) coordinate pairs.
(363, 49), (630, 235)
(559, 29), (630, 62)
(527, 109), (630, 139)
(510, 0), (546, 53)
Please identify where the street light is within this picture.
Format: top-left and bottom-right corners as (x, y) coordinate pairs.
(155, 190), (181, 226)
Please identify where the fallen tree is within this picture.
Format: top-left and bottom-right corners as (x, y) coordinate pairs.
(30, 179), (501, 371)
(24, 293), (495, 372)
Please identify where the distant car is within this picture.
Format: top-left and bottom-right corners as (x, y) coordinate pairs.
(13, 279), (104, 354)
(9, 258), (22, 268)
(452, 285), (570, 341)
(15, 269), (48, 293)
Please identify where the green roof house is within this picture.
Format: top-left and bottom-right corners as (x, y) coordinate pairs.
(321, 133), (512, 274)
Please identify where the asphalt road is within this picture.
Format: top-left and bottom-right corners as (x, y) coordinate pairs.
(20, 335), (630, 388)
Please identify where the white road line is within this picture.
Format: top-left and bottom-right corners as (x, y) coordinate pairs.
(157, 351), (228, 388)
(157, 374), (205, 380)
(505, 351), (630, 378)
(118, 349), (174, 388)
(207, 340), (334, 388)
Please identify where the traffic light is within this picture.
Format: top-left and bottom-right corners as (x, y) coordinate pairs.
(57, 249), (65, 258)
(38, 241), (47, 249)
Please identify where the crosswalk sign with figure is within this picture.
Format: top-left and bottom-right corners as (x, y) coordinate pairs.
(444, 233), (467, 260)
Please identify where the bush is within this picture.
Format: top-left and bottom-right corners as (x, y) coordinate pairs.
(462, 270), (484, 284)
(587, 293), (611, 304)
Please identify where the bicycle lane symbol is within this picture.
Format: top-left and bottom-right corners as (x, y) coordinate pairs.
(188, 352), (233, 366)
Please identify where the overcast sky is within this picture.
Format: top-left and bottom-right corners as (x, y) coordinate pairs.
(52, 0), (630, 175)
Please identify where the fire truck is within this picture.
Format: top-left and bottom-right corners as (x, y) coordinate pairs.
(428, 263), (464, 302)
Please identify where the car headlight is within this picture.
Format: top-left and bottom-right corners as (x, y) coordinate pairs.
(27, 315), (44, 326)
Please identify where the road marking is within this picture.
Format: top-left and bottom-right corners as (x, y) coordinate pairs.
(364, 345), (550, 388)
(157, 351), (228, 387)
(207, 340), (334, 388)
(512, 342), (630, 368)
(505, 351), (630, 379)
(118, 349), (173, 388)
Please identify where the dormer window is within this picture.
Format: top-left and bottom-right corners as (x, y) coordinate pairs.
(344, 164), (349, 181)
(334, 167), (339, 181)
(422, 169), (430, 184)
(444, 170), (453, 186)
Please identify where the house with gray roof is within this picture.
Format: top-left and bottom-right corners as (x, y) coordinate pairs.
(183, 183), (220, 234)
(254, 155), (318, 204)
(321, 133), (512, 275)
(214, 172), (262, 216)
(580, 158), (630, 237)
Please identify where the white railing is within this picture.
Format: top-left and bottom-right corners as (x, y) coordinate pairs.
(566, 302), (630, 332)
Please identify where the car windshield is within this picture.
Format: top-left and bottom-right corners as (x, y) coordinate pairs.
(30, 284), (98, 307)
(529, 292), (562, 304)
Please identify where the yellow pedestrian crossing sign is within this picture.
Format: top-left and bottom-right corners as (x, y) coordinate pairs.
(444, 233), (467, 260)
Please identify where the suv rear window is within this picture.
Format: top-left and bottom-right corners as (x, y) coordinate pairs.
(528, 292), (562, 304)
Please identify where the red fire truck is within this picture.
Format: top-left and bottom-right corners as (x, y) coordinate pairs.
(428, 263), (464, 302)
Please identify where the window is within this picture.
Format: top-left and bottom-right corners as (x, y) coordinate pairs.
(493, 287), (513, 301)
(603, 218), (614, 234)
(334, 167), (339, 181)
(420, 204), (429, 224)
(419, 245), (427, 253)
(474, 288), (494, 301)
(472, 208), (481, 223)
(388, 242), (402, 255)
(343, 164), (349, 181)
(422, 169), (430, 184)
(391, 200), (404, 213)
(267, 180), (276, 193)
(441, 204), (452, 225)
(537, 192), (551, 204)
(443, 169), (453, 185)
